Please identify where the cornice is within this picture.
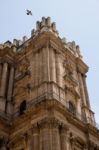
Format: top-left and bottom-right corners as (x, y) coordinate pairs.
(14, 32), (85, 71)
(76, 57), (89, 74)
(0, 56), (16, 68)
(0, 47), (15, 57)
(15, 32), (76, 61)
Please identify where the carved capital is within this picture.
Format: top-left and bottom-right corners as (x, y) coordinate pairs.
(38, 117), (61, 129)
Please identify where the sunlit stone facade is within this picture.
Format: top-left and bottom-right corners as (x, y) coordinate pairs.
(0, 17), (99, 150)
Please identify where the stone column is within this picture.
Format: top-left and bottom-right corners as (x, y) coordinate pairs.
(78, 72), (87, 107)
(60, 125), (69, 150)
(50, 48), (56, 82)
(26, 131), (33, 150)
(83, 75), (96, 125)
(40, 122), (52, 150)
(82, 75), (91, 109)
(27, 126), (39, 150)
(32, 125), (39, 150)
(77, 72), (89, 122)
(0, 63), (8, 97)
(51, 122), (61, 150)
(39, 119), (61, 150)
(0, 62), (8, 112)
(7, 67), (14, 101)
(6, 67), (15, 114)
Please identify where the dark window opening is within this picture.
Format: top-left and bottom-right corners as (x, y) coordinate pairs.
(0, 139), (3, 148)
(69, 101), (76, 115)
(19, 100), (26, 115)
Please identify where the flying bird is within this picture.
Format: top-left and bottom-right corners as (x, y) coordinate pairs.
(26, 10), (32, 16)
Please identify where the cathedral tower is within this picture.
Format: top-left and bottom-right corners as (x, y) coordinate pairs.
(0, 17), (99, 150)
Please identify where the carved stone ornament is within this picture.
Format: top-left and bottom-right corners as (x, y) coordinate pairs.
(37, 117), (66, 129)
(63, 59), (74, 75)
(18, 56), (30, 73)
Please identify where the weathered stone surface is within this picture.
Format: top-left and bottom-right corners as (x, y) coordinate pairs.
(0, 17), (99, 150)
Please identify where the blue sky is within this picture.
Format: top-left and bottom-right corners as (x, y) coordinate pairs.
(0, 0), (99, 123)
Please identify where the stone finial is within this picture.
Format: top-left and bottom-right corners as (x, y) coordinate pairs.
(52, 22), (56, 31)
(23, 36), (28, 43)
(18, 40), (22, 46)
(4, 41), (12, 48)
(46, 17), (51, 27)
(13, 39), (22, 47)
(76, 45), (82, 58)
(41, 17), (46, 27)
(36, 21), (40, 30)
(13, 39), (19, 46)
(31, 29), (35, 36)
(76, 45), (80, 52)
(72, 41), (76, 50)
(62, 37), (67, 44)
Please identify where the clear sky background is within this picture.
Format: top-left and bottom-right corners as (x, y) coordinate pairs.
(0, 0), (99, 123)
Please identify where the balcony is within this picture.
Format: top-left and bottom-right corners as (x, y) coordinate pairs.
(12, 92), (98, 129)
(0, 92), (99, 131)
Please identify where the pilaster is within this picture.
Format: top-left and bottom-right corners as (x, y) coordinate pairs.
(60, 124), (69, 150)
(78, 72), (87, 107)
(56, 53), (62, 87)
(82, 74), (91, 109)
(6, 67), (15, 114)
(32, 124), (39, 150)
(0, 62), (8, 112)
(42, 48), (48, 82)
(50, 48), (56, 82)
(35, 52), (39, 86)
(39, 121), (52, 150)
(38, 50), (43, 84)
(0, 62), (8, 97)
(42, 46), (50, 82)
(39, 118), (61, 150)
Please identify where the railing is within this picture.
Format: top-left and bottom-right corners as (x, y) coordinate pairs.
(0, 91), (99, 130)
(13, 92), (95, 125)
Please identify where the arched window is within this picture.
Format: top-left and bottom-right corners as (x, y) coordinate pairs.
(19, 100), (26, 115)
(69, 101), (76, 115)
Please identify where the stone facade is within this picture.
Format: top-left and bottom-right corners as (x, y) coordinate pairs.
(0, 17), (99, 150)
